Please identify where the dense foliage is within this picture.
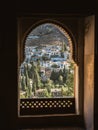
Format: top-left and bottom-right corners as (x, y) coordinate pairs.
(20, 61), (74, 98)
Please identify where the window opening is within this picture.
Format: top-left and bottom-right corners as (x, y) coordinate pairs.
(18, 22), (77, 116)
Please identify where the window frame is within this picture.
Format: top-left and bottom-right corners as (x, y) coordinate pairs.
(17, 14), (84, 128)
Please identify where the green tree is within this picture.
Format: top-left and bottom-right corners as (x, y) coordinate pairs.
(62, 41), (67, 51)
(31, 61), (41, 95)
(42, 55), (50, 61)
(63, 41), (67, 51)
(59, 75), (63, 84)
(61, 86), (68, 97)
(46, 79), (52, 94)
(43, 89), (49, 97)
(37, 59), (41, 72)
(61, 41), (67, 52)
(32, 82), (36, 96)
(25, 69), (32, 98)
(27, 64), (32, 79)
(66, 63), (74, 96)
(59, 69), (63, 76)
(21, 75), (27, 91)
(50, 70), (58, 82)
(62, 65), (68, 83)
(51, 64), (59, 68)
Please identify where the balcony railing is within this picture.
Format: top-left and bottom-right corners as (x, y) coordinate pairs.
(20, 98), (75, 116)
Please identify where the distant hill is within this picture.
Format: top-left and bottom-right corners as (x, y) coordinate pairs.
(25, 23), (69, 46)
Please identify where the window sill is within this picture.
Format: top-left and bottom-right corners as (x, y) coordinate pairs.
(17, 114), (84, 129)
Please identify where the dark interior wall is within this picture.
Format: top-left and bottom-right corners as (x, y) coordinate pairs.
(0, 12), (17, 130)
(0, 0), (96, 129)
(16, 0), (95, 15)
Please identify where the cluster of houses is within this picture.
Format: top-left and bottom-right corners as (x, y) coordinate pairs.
(21, 44), (70, 80)
(35, 88), (62, 97)
(19, 43), (73, 98)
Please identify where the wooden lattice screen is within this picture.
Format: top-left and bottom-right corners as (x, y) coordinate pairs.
(20, 98), (75, 116)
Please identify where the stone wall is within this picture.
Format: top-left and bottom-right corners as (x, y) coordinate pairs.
(84, 16), (94, 130)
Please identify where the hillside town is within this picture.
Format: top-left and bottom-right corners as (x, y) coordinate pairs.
(19, 23), (74, 98)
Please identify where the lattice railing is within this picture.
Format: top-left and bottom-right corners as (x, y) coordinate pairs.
(20, 98), (75, 116)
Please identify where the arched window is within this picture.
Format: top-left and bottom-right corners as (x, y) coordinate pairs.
(18, 19), (79, 117)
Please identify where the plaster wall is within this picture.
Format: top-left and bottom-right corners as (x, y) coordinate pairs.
(84, 16), (94, 130)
